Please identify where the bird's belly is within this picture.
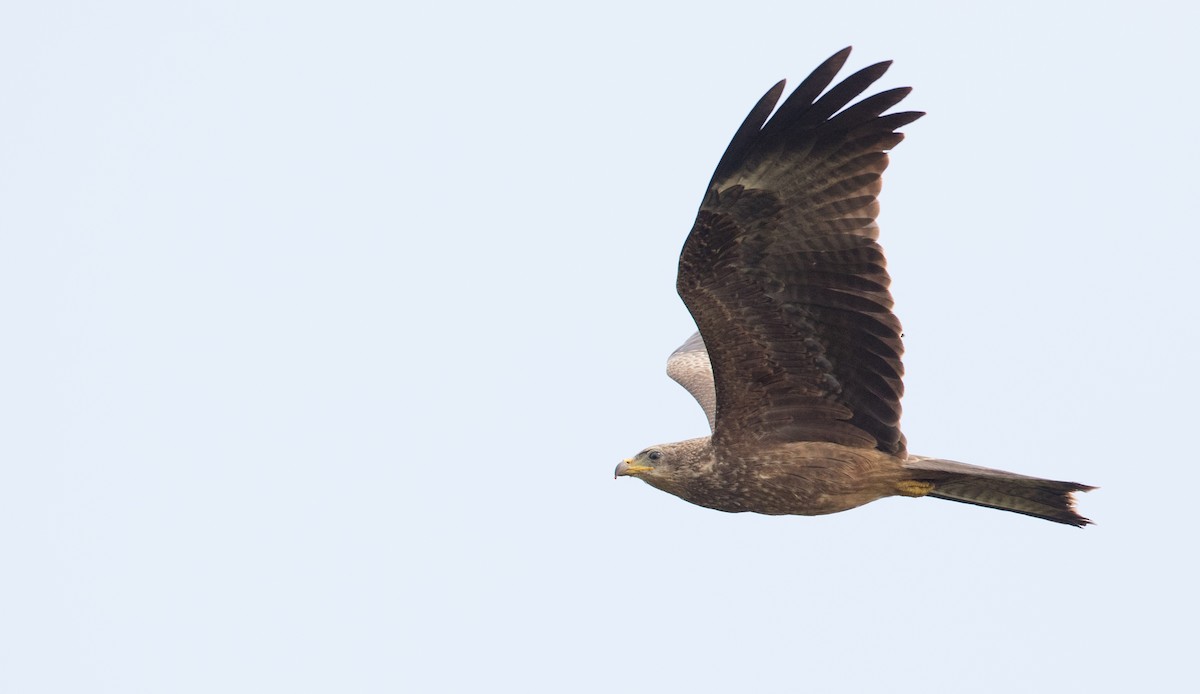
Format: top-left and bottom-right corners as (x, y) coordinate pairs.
(685, 445), (904, 516)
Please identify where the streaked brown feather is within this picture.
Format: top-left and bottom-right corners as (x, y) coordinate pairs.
(677, 49), (923, 454)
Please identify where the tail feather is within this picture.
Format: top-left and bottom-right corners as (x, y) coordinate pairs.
(903, 457), (1095, 527)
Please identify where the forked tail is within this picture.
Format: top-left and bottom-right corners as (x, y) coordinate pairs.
(903, 457), (1095, 527)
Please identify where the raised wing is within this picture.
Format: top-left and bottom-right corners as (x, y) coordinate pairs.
(677, 47), (923, 455)
(666, 332), (716, 431)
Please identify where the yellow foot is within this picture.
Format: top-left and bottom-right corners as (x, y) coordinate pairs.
(896, 480), (935, 497)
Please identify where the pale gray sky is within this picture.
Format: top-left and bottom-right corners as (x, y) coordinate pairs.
(3, 1), (1197, 692)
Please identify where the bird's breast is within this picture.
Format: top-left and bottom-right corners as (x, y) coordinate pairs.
(682, 442), (906, 516)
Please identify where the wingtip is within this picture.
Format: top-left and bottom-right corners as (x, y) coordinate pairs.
(826, 47), (853, 70)
(862, 60), (894, 79)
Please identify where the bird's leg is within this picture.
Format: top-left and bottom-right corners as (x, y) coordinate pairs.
(895, 480), (934, 497)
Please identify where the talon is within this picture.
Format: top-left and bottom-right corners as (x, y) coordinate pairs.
(896, 480), (934, 497)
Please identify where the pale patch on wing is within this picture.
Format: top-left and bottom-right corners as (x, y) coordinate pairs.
(666, 332), (717, 431)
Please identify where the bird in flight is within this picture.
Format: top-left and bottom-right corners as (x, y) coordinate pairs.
(616, 47), (1094, 526)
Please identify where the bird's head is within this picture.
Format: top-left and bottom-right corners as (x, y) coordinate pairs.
(614, 446), (668, 479)
(614, 438), (710, 486)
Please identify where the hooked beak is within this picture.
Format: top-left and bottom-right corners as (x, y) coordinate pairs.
(615, 458), (653, 478)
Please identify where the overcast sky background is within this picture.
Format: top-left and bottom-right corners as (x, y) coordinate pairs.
(3, 2), (1197, 692)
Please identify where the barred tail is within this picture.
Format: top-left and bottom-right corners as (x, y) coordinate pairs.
(903, 457), (1095, 527)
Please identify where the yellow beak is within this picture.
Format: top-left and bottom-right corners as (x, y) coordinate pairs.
(614, 459), (653, 478)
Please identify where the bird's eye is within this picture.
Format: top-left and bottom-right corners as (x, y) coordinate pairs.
(648, 451), (661, 461)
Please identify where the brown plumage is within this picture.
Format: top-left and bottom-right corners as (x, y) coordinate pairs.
(616, 48), (1094, 527)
